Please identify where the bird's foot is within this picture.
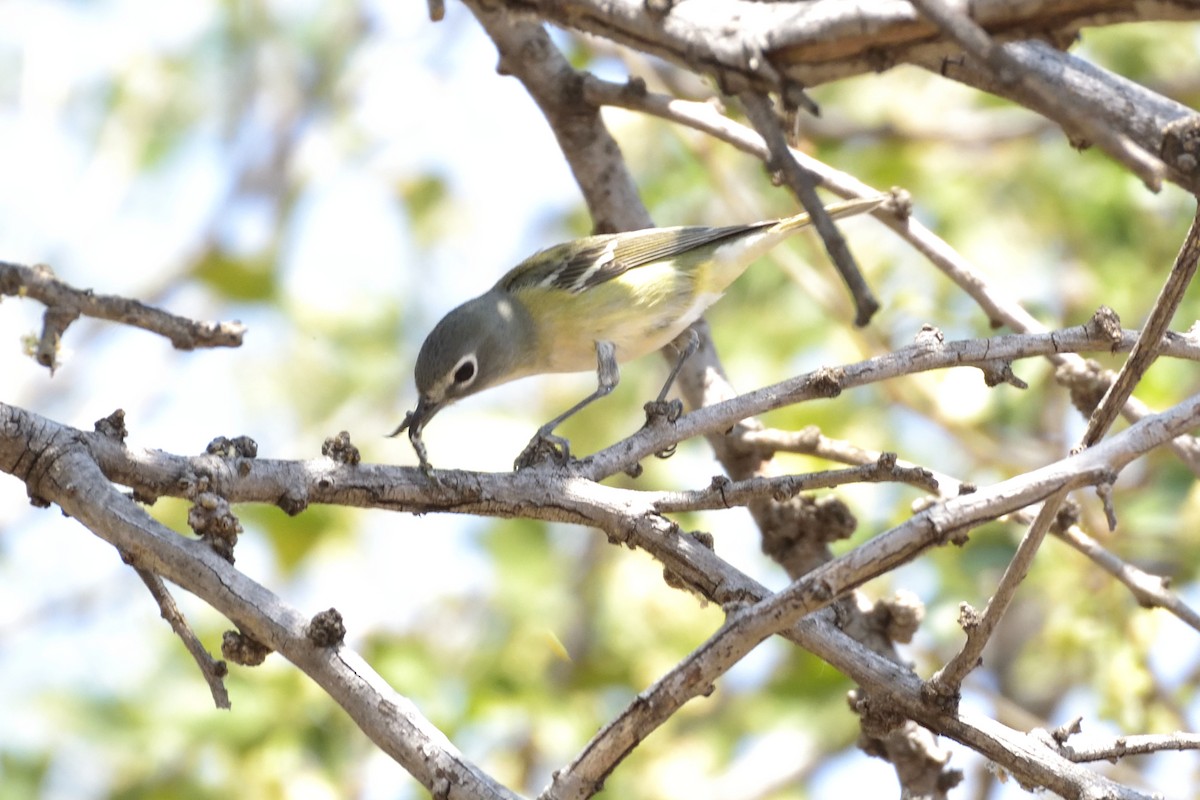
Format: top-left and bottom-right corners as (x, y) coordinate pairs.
(643, 399), (684, 459)
(514, 429), (573, 470)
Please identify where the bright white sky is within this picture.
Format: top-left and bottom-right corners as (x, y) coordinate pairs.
(0, 1), (1195, 798)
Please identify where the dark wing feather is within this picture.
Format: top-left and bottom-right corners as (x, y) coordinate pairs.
(499, 223), (767, 295)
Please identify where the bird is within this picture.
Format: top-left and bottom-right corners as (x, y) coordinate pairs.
(391, 195), (885, 470)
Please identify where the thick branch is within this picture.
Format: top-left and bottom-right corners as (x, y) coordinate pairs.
(6, 388), (1196, 798)
(510, 0), (1199, 88)
(925, 40), (1200, 192)
(463, 1), (651, 233)
(513, 0), (1200, 192)
(0, 414), (520, 800)
(910, 0), (1166, 189)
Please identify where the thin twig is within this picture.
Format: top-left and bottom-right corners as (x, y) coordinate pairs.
(1082, 205), (1200, 447)
(648, 456), (938, 513)
(740, 91), (879, 326)
(1058, 732), (1200, 763)
(130, 564), (231, 709)
(926, 488), (1070, 697)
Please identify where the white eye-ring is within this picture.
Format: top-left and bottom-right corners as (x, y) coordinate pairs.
(451, 353), (478, 388)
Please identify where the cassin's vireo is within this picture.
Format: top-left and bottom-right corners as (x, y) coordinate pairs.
(392, 195), (884, 469)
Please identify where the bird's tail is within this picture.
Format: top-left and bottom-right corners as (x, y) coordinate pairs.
(772, 194), (887, 234)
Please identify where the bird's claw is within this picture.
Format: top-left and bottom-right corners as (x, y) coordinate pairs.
(643, 399), (683, 459)
(514, 430), (573, 470)
(644, 398), (683, 424)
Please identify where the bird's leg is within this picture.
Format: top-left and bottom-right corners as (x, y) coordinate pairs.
(388, 409), (435, 475)
(408, 427), (433, 476)
(644, 327), (699, 458)
(514, 341), (620, 469)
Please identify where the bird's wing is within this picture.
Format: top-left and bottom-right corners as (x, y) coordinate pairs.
(499, 223), (767, 295)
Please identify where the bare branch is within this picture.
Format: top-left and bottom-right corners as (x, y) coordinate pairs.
(1082, 205), (1200, 446)
(539, 387), (1200, 800)
(8, 386), (1197, 798)
(909, 0), (1166, 189)
(926, 488), (1070, 698)
(512, 0), (1200, 87)
(647, 455), (938, 514)
(746, 423), (1200, 635)
(520, 0), (1200, 191)
(6, 391), (1193, 624)
(1058, 731), (1200, 763)
(581, 324), (1200, 480)
(926, 41), (1200, 192)
(128, 563), (231, 709)
(0, 411), (521, 800)
(739, 91), (880, 325)
(0, 262), (246, 372)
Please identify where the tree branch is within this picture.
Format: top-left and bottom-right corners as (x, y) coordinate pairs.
(512, 0), (1200, 190)
(7, 380), (1196, 798)
(128, 563), (231, 709)
(0, 411), (521, 800)
(739, 91), (880, 325)
(581, 322), (1200, 481)
(1081, 204), (1200, 446)
(909, 0), (1166, 189)
(926, 489), (1069, 698)
(7, 383), (1190, 796)
(1058, 731), (1200, 763)
(0, 262), (246, 372)
(742, 423), (1200, 636)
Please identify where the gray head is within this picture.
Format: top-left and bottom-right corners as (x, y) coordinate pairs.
(393, 290), (536, 439)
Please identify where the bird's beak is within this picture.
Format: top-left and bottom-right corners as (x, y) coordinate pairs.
(388, 395), (441, 439)
(388, 396), (443, 470)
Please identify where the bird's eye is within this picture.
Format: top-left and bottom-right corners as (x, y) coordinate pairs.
(453, 357), (476, 385)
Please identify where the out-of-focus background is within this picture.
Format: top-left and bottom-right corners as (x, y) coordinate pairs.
(2, 2), (1200, 797)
